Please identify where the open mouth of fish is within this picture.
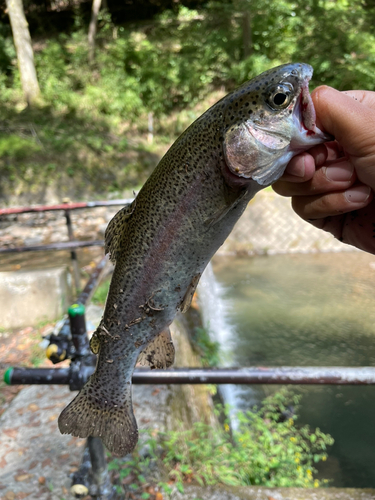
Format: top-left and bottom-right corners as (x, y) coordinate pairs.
(293, 79), (333, 144)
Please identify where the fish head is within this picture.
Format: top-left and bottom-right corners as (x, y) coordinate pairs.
(222, 63), (331, 186)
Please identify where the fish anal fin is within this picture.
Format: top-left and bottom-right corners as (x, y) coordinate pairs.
(105, 202), (135, 263)
(58, 377), (138, 456)
(179, 273), (201, 313)
(137, 328), (175, 369)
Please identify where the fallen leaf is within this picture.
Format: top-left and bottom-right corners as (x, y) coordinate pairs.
(28, 461), (38, 470)
(38, 477), (46, 485)
(41, 458), (52, 468)
(18, 493), (29, 499)
(5, 491), (15, 500)
(4, 429), (18, 438)
(152, 388), (160, 396)
(15, 474), (33, 482)
(19, 327), (33, 336)
(155, 493), (163, 500)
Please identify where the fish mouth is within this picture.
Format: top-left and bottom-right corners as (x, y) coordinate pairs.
(293, 79), (333, 145)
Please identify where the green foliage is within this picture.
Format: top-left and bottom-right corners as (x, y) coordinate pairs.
(191, 326), (220, 367)
(107, 389), (333, 494)
(0, 134), (41, 159)
(92, 277), (111, 306)
(2, 0), (375, 196)
(160, 389), (333, 489)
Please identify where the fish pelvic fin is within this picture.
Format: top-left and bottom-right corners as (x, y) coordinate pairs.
(105, 202), (135, 263)
(58, 377), (138, 456)
(137, 328), (175, 369)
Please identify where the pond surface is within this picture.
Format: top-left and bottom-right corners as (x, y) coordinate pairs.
(212, 252), (375, 488)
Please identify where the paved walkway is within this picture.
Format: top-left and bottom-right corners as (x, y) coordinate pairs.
(0, 383), (171, 500)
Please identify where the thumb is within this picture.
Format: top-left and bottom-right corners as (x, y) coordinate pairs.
(312, 86), (375, 189)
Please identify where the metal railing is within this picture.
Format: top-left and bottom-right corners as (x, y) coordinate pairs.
(0, 199), (132, 290)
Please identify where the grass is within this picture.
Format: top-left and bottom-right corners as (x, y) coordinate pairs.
(0, 102), (165, 204)
(92, 276), (111, 306)
(107, 389), (334, 496)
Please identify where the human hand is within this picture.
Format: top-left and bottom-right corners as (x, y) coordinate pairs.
(273, 86), (375, 254)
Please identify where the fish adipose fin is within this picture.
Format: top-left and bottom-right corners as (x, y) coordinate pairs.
(105, 202), (135, 263)
(137, 328), (175, 369)
(58, 376), (138, 456)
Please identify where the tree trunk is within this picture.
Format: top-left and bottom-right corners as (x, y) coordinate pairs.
(6, 0), (40, 106)
(243, 10), (252, 59)
(88, 0), (102, 64)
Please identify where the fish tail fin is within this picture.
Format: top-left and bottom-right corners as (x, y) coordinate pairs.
(58, 378), (138, 456)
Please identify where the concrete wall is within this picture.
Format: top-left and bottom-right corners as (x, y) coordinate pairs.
(0, 267), (71, 330)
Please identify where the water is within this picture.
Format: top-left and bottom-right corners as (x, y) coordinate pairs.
(207, 252), (375, 487)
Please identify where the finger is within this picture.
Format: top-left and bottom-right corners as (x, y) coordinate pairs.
(291, 184), (372, 220)
(279, 141), (345, 185)
(278, 152), (315, 182)
(340, 90), (375, 110)
(312, 87), (375, 189)
(279, 143), (329, 184)
(312, 87), (375, 140)
(274, 159), (356, 197)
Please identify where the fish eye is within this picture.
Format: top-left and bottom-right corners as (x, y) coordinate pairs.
(273, 93), (288, 106)
(267, 84), (294, 110)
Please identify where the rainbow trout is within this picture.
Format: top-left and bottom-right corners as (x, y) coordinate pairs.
(59, 63), (329, 455)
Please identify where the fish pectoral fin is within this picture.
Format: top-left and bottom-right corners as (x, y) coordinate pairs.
(179, 273), (201, 313)
(137, 328), (175, 369)
(58, 376), (138, 457)
(204, 190), (247, 229)
(204, 205), (231, 228)
(105, 202), (135, 263)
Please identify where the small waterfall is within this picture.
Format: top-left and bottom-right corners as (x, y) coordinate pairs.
(197, 261), (239, 423)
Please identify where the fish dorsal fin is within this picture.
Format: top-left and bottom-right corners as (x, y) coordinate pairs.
(105, 202), (135, 263)
(179, 273), (201, 313)
(137, 328), (175, 369)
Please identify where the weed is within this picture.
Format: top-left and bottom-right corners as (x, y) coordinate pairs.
(191, 326), (220, 367)
(92, 277), (111, 306)
(107, 389), (333, 495)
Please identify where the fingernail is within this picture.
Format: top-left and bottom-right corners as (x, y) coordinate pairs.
(325, 161), (353, 182)
(344, 186), (371, 203)
(285, 156), (305, 177)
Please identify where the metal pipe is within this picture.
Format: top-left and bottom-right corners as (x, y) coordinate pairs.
(0, 240), (104, 253)
(6, 366), (375, 386)
(64, 208), (81, 291)
(0, 199), (133, 216)
(87, 437), (115, 498)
